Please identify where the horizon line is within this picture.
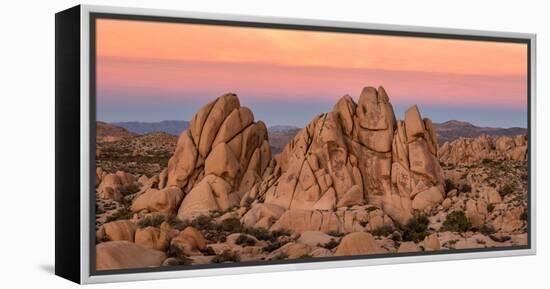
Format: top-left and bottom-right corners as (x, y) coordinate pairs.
(97, 118), (528, 130)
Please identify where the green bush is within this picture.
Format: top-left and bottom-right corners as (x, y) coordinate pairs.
(402, 212), (430, 242)
(442, 211), (472, 232)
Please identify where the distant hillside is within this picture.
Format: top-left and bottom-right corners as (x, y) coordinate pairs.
(112, 120), (189, 136)
(268, 125), (299, 133)
(96, 121), (136, 143)
(96, 131), (177, 176)
(266, 125), (299, 154)
(434, 120), (527, 144)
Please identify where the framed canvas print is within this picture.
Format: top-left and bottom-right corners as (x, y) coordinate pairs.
(55, 4), (536, 284)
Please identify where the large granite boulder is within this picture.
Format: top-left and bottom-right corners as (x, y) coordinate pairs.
(96, 241), (166, 270)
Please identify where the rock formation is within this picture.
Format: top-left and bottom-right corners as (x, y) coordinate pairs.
(439, 134), (527, 165)
(96, 171), (138, 202)
(245, 86), (445, 226)
(96, 241), (167, 270)
(161, 93), (272, 219)
(333, 232), (386, 256)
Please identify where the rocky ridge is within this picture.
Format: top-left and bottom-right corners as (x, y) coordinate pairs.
(439, 134), (527, 165)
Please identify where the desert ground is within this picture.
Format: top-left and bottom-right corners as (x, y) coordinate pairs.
(94, 86), (528, 270)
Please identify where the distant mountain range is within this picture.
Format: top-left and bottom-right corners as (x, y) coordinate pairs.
(103, 119), (526, 147)
(112, 120), (190, 136)
(433, 120), (527, 144)
(268, 125), (300, 133)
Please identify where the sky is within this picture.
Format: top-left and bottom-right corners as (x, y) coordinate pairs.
(95, 18), (528, 128)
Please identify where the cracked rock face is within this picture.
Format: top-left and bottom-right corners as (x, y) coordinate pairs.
(252, 86), (445, 225)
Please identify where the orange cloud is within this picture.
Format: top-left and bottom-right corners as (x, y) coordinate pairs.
(96, 19), (527, 76)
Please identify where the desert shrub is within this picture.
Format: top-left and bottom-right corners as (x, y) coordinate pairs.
(489, 235), (511, 243)
(105, 207), (133, 222)
(164, 214), (187, 229)
(486, 203), (495, 213)
(520, 210), (528, 221)
(137, 213), (166, 228)
(459, 183), (472, 193)
(243, 197), (254, 208)
(200, 246), (217, 256)
(481, 158), (493, 164)
(370, 225), (394, 237)
(263, 241), (287, 253)
(211, 250), (240, 263)
(194, 214), (216, 230)
(445, 179), (457, 193)
(271, 229), (292, 238)
(327, 231), (345, 238)
(365, 206), (378, 213)
(479, 224), (496, 236)
(119, 183), (140, 195)
(442, 211), (472, 233)
(271, 252), (289, 260)
(402, 212), (430, 242)
(243, 227), (271, 241)
(166, 243), (184, 258)
(245, 227), (291, 242)
(219, 217), (242, 233)
(163, 257), (192, 266)
(391, 231), (402, 242)
(235, 234), (257, 246)
(499, 184), (514, 197)
(320, 238), (340, 250)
